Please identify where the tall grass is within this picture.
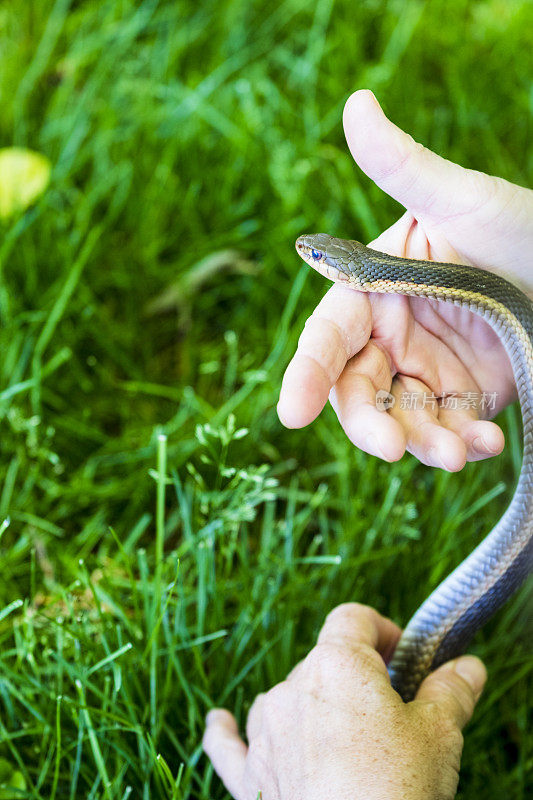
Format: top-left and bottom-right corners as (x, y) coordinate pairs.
(0, 0), (532, 796)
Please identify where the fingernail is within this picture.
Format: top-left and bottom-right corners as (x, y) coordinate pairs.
(454, 656), (487, 699)
(472, 437), (485, 454)
(427, 446), (447, 470)
(365, 433), (386, 459)
(473, 436), (498, 455)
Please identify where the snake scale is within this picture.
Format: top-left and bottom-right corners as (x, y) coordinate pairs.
(295, 233), (533, 701)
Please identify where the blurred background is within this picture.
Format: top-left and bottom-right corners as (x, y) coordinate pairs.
(0, 0), (531, 797)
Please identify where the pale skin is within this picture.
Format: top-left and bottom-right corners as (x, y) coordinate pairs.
(203, 91), (533, 798)
(278, 90), (533, 469)
(203, 603), (487, 800)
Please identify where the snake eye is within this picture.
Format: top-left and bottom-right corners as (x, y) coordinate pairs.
(311, 249), (322, 261)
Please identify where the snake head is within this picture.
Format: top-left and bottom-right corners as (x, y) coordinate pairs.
(295, 233), (363, 285)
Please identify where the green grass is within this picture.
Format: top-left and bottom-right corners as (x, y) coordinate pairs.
(0, 0), (532, 796)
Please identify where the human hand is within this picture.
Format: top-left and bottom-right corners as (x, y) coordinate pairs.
(278, 90), (533, 470)
(203, 603), (487, 800)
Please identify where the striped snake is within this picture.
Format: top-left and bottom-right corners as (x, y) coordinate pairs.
(295, 233), (533, 701)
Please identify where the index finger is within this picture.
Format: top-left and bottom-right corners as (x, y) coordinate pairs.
(277, 282), (372, 429)
(318, 603), (402, 665)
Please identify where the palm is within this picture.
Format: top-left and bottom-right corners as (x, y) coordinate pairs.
(371, 289), (514, 413)
(370, 215), (517, 413)
(278, 91), (533, 470)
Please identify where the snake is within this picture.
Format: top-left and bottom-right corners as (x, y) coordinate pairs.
(295, 233), (533, 701)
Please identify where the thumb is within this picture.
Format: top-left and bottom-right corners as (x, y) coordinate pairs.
(343, 89), (484, 218)
(414, 655), (487, 730)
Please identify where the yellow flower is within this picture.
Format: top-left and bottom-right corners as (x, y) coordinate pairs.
(0, 147), (51, 220)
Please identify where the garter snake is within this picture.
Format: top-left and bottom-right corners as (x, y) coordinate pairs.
(295, 233), (533, 701)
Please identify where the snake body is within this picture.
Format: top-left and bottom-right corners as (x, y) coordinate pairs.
(296, 233), (533, 701)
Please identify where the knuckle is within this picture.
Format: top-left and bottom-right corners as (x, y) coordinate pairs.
(318, 316), (352, 359)
(307, 641), (347, 671)
(454, 688), (475, 722)
(373, 348), (393, 384)
(300, 640), (388, 707)
(352, 643), (387, 673)
(377, 137), (417, 182)
(321, 603), (380, 640)
(297, 324), (344, 381)
(260, 691), (297, 737)
(445, 724), (464, 753)
(246, 694), (265, 734)
(424, 677), (474, 731)
(261, 683), (292, 720)
(301, 642), (355, 688)
(350, 341), (391, 384)
(246, 736), (268, 762)
(306, 640), (379, 678)
(248, 692), (265, 714)
(432, 706), (464, 749)
(445, 673), (476, 716)
(309, 306), (368, 358)
(324, 602), (375, 626)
